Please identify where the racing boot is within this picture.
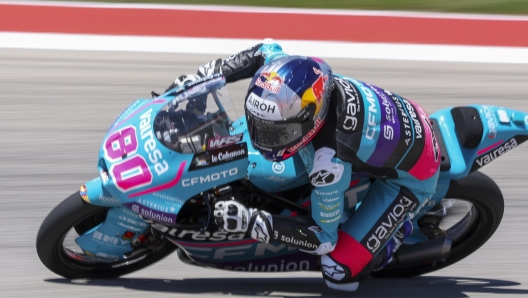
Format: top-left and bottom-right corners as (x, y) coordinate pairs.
(322, 220), (414, 291)
(320, 231), (375, 291)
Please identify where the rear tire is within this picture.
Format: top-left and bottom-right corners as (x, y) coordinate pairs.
(36, 192), (176, 279)
(372, 171), (504, 278)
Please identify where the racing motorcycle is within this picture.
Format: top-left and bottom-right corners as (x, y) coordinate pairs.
(37, 74), (526, 280)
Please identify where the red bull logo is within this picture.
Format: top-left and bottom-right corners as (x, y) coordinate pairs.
(312, 67), (329, 103)
(301, 68), (329, 116)
(255, 71), (283, 94)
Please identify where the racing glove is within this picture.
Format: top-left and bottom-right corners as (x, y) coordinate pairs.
(164, 73), (202, 93)
(213, 200), (274, 243)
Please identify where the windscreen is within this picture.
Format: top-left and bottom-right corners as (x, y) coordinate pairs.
(153, 76), (238, 154)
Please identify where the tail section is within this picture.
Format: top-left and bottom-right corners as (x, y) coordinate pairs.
(431, 105), (528, 180)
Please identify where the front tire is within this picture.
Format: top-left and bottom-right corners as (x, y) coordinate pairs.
(372, 171), (504, 278)
(36, 192), (176, 279)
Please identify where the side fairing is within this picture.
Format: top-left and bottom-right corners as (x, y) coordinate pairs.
(174, 239), (320, 272)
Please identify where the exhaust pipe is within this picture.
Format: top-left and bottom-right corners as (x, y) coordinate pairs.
(385, 237), (452, 269)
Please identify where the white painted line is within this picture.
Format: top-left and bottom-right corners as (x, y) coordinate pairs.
(2, 0), (528, 21)
(1, 32), (528, 64)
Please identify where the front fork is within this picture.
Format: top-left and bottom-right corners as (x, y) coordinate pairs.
(76, 177), (150, 261)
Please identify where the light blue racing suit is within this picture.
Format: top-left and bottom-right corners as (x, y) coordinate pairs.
(194, 40), (441, 282)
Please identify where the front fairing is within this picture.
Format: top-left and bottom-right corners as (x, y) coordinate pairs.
(79, 74), (311, 265)
(96, 76), (247, 226)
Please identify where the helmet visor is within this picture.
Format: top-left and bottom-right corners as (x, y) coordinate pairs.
(246, 110), (314, 151)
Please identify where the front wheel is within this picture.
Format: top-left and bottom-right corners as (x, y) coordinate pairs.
(372, 171), (504, 278)
(36, 192), (176, 279)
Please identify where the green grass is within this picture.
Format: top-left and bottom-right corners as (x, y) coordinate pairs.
(70, 0), (528, 15)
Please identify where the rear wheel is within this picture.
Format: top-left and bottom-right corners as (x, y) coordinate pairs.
(36, 192), (176, 279)
(372, 171), (504, 278)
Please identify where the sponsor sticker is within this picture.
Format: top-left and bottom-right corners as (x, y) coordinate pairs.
(80, 185), (89, 202)
(118, 215), (148, 228)
(497, 109), (510, 124)
(182, 168), (239, 187)
(337, 77), (362, 132)
(272, 162), (285, 174)
(320, 210), (340, 217)
(360, 193), (419, 255)
(92, 230), (119, 246)
(126, 203), (177, 225)
(471, 137), (519, 171)
(402, 98), (423, 140)
(318, 202), (340, 211)
(136, 198), (178, 213)
(254, 71), (283, 94)
(280, 235), (319, 250)
(219, 259), (315, 272)
(482, 105), (498, 139)
(246, 93), (281, 120)
(356, 82), (379, 141)
(189, 143), (247, 171)
(320, 217), (340, 224)
(98, 194), (121, 206)
(207, 133), (243, 150)
(148, 221), (246, 241)
(152, 192), (183, 204)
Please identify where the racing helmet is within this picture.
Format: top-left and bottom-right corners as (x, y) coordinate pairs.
(245, 56), (333, 162)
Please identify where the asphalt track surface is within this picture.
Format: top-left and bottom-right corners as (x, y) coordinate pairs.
(1, 48), (528, 298)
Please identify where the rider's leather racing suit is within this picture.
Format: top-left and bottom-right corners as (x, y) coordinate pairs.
(184, 40), (441, 285)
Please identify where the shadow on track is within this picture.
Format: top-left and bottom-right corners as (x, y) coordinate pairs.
(46, 276), (528, 297)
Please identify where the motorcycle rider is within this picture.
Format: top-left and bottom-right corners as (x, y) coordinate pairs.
(166, 39), (441, 291)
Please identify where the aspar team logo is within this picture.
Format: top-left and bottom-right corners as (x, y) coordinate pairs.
(255, 71), (283, 93)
